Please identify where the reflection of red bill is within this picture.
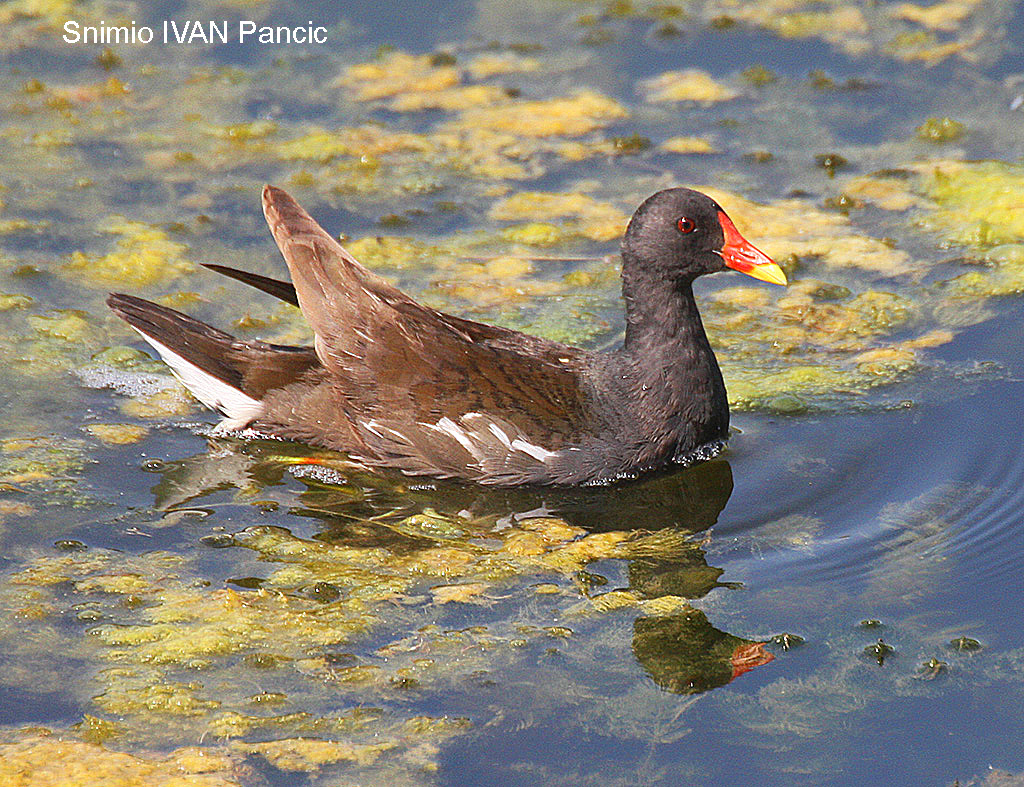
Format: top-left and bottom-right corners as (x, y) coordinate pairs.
(730, 641), (775, 680)
(717, 211), (787, 286)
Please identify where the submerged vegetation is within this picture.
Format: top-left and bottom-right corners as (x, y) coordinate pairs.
(0, 0), (1022, 783)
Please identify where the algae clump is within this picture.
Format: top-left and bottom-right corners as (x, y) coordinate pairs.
(700, 186), (909, 273)
(915, 160), (1024, 247)
(338, 52), (460, 102)
(660, 136), (717, 154)
(916, 117), (965, 143)
(86, 424), (148, 445)
(640, 69), (739, 103)
(449, 90), (627, 137)
(233, 738), (394, 771)
(0, 733), (242, 787)
(489, 191), (629, 242)
(0, 292), (33, 310)
(65, 218), (193, 287)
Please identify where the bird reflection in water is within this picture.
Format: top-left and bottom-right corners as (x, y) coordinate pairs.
(147, 438), (773, 695)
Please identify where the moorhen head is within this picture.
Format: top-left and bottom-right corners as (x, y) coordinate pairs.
(108, 186), (785, 487)
(622, 188), (784, 285)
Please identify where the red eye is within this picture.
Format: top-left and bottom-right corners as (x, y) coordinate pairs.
(677, 216), (696, 234)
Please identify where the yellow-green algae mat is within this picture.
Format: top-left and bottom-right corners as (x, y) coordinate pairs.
(0, 505), (717, 783)
(1, 0), (1023, 782)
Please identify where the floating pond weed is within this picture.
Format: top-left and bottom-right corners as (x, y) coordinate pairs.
(0, 733), (244, 787)
(639, 69), (741, 103)
(64, 219), (193, 287)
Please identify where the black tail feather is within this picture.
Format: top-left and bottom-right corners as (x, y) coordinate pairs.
(201, 264), (298, 306)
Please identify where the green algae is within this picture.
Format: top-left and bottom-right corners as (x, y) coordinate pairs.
(916, 160), (1024, 247)
(231, 737), (394, 772)
(700, 186), (909, 274)
(489, 293), (612, 345)
(916, 116), (965, 143)
(942, 245), (1024, 297)
(489, 191), (629, 241)
(93, 682), (222, 717)
(0, 0), (76, 27)
(844, 161), (1024, 304)
(27, 310), (95, 342)
(266, 53), (631, 188)
(64, 218), (193, 287)
(702, 277), (936, 411)
(88, 346), (153, 369)
(0, 436), (89, 503)
(344, 235), (451, 270)
(567, 0), (997, 62)
(640, 69), (740, 103)
(0, 292), (32, 310)
(500, 221), (564, 246)
(446, 89), (627, 137)
(71, 715), (124, 745)
(205, 120), (278, 143)
(659, 135), (716, 154)
(0, 733), (243, 787)
(275, 126), (433, 162)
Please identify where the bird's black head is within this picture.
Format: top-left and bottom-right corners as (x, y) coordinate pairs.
(621, 188), (786, 286)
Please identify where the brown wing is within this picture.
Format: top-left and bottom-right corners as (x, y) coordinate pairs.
(261, 186), (596, 484)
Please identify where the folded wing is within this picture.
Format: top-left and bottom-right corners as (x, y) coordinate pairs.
(259, 186), (598, 484)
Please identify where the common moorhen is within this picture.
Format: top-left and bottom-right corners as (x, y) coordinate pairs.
(108, 185), (785, 486)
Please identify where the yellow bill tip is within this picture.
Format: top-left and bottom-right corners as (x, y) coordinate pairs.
(744, 261), (788, 286)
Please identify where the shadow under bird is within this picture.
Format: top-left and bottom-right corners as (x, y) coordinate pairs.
(108, 185), (786, 486)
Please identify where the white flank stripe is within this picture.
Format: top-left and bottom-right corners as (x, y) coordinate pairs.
(466, 414), (557, 463)
(363, 419), (409, 444)
(132, 328), (263, 431)
(510, 438), (558, 462)
(433, 417), (480, 457)
(487, 422), (513, 449)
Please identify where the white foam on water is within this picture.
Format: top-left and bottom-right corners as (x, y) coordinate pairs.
(75, 364), (180, 399)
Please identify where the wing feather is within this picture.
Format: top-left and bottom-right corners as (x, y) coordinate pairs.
(260, 186), (594, 452)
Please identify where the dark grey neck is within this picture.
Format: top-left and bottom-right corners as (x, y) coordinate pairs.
(615, 261), (729, 457)
(622, 265), (699, 352)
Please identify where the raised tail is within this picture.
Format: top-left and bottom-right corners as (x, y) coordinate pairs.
(107, 293), (319, 431)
